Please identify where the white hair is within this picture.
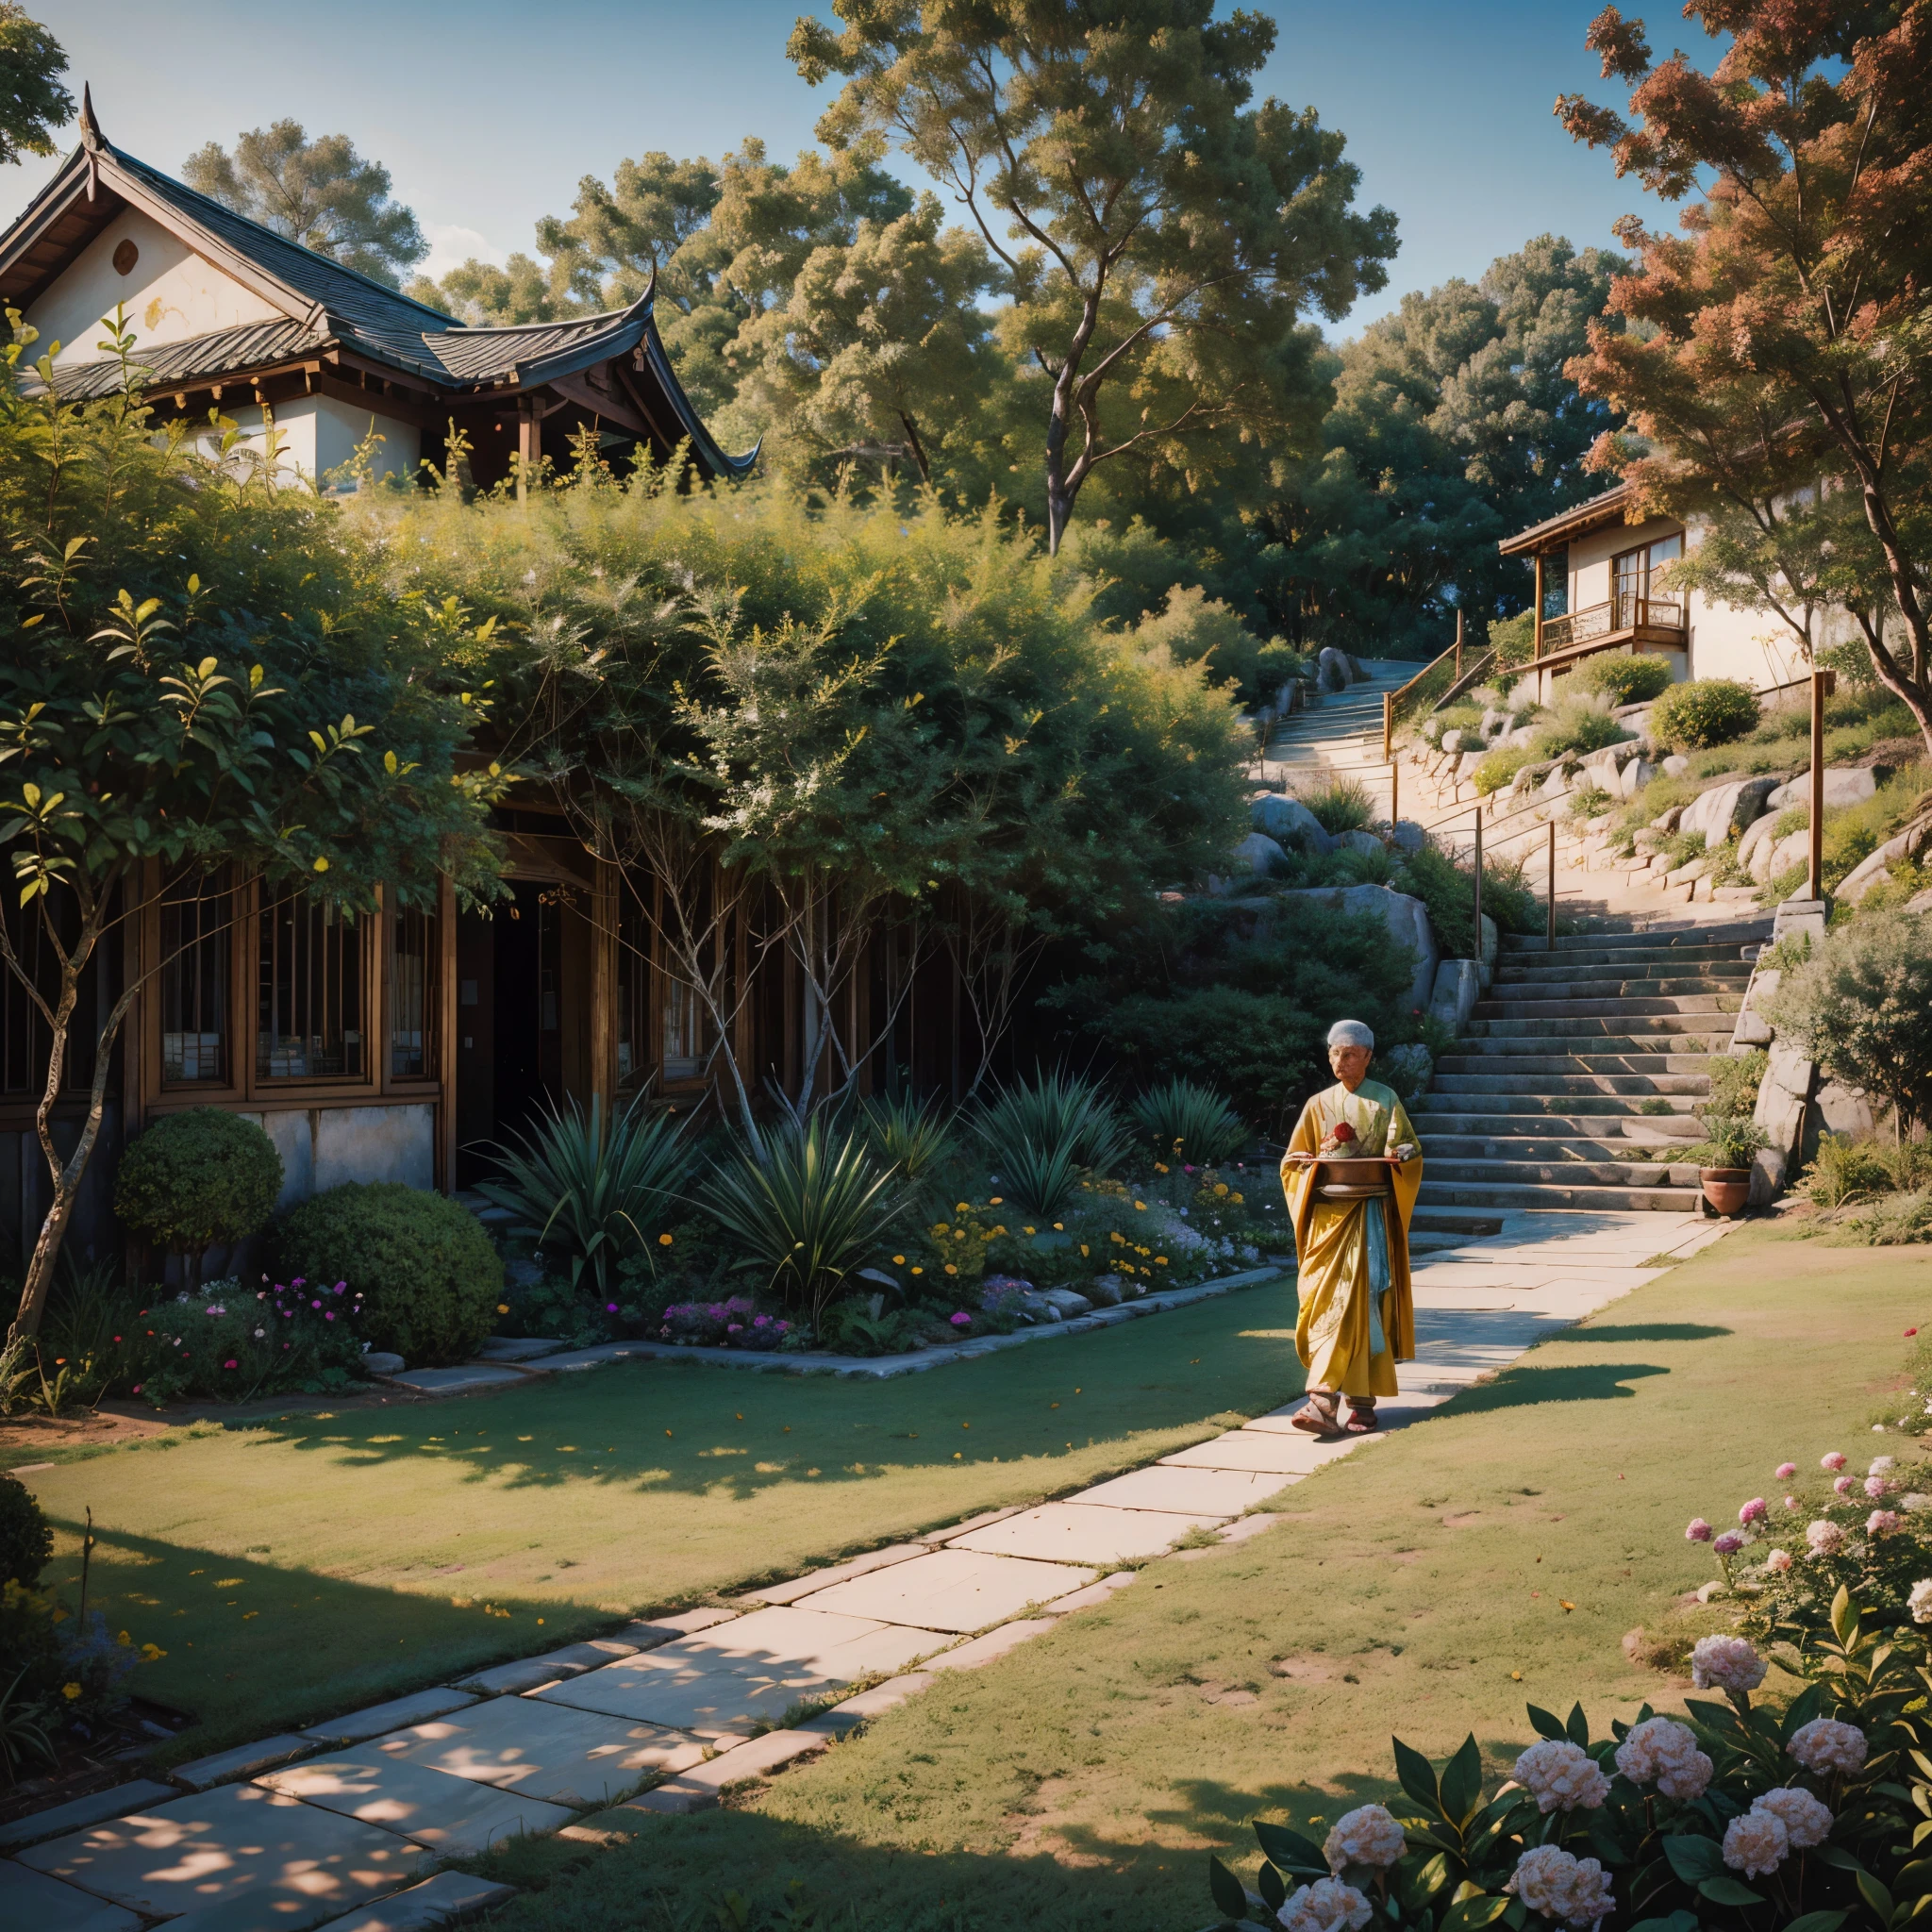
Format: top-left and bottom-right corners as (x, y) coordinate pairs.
(1326, 1019), (1374, 1048)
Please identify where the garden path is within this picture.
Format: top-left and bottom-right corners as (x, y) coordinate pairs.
(0, 1205), (1737, 1932)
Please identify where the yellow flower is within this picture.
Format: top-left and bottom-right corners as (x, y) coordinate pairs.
(1214, 1182), (1229, 1197)
(944, 1263), (958, 1275)
(658, 1233), (675, 1247)
(1023, 1226), (1035, 1236)
(1053, 1222), (1064, 1230)
(117, 1629), (131, 1646)
(911, 1265), (924, 1275)
(61, 1681), (81, 1700)
(1134, 1200), (1146, 1210)
(954, 1229), (966, 1241)
(1154, 1162), (1169, 1174)
(1155, 1256), (1168, 1265)
(990, 1197), (1003, 1206)
(141, 1643), (166, 1662)
(497, 1303), (509, 1314)
(1079, 1244), (1090, 1257)
(956, 1202), (970, 1213)
(933, 1222), (950, 1235)
(991, 1225), (1006, 1237)
(1110, 1231), (1124, 1244)
(1232, 1192), (1244, 1206)
(892, 1254), (906, 1264)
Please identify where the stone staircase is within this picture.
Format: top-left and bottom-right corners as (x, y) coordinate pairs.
(1261, 661), (1416, 818)
(1411, 913), (1771, 1215)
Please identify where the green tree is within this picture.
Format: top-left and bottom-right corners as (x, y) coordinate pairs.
(406, 253), (569, 327)
(182, 121), (425, 287)
(1559, 1), (1932, 758)
(0, 313), (498, 1341)
(1255, 235), (1625, 656)
(0, 5), (69, 168)
(790, 0), (1397, 554)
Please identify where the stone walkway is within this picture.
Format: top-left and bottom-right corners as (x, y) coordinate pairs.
(0, 1207), (1732, 1931)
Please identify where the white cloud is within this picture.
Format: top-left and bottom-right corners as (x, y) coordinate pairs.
(419, 223), (508, 279)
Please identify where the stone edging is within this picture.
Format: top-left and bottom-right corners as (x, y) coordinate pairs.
(502, 1265), (1291, 1383)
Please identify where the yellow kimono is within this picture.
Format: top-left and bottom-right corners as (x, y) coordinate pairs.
(1280, 1079), (1423, 1398)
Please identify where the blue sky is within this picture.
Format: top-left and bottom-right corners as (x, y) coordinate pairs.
(20, 0), (1667, 333)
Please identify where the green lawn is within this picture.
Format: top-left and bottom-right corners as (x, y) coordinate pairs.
(21, 1281), (1304, 1757)
(456, 1225), (1932, 1932)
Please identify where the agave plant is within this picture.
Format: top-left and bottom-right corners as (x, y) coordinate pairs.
(971, 1068), (1131, 1218)
(1126, 1077), (1249, 1167)
(696, 1116), (908, 1340)
(859, 1091), (958, 1180)
(477, 1094), (693, 1299)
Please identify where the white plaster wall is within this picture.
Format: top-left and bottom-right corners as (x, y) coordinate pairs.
(242, 1104), (435, 1211)
(183, 397), (420, 489)
(26, 207), (283, 367)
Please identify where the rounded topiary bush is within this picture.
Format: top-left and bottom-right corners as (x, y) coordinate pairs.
(1649, 676), (1760, 750)
(271, 1182), (502, 1366)
(1560, 649), (1675, 708)
(0, 1472), (52, 1587)
(115, 1108), (282, 1268)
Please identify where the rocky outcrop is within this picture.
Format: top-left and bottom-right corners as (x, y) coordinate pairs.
(1250, 791), (1335, 855)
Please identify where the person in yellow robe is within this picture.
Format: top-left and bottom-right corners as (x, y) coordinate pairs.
(1280, 1019), (1423, 1436)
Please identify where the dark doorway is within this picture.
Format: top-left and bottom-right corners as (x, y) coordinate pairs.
(454, 878), (566, 1188)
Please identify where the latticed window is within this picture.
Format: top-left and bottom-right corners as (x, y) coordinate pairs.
(257, 892), (363, 1080)
(388, 904), (436, 1079)
(662, 971), (704, 1082)
(616, 876), (709, 1088)
(159, 868), (230, 1085)
(0, 890), (108, 1098)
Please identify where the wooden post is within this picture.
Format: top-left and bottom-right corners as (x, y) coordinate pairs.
(1808, 667), (1837, 902)
(1382, 690), (1392, 764)
(1547, 821), (1557, 951)
(1533, 553), (1545, 662)
(1390, 752), (1399, 830)
(1473, 806), (1484, 962)
(517, 404), (541, 502)
(1455, 608), (1464, 680)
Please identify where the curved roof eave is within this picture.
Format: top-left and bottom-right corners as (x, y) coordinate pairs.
(636, 312), (758, 480)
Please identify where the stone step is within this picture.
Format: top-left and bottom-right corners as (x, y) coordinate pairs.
(1444, 1036), (1720, 1058)
(1431, 1071), (1709, 1096)
(1425, 1157), (1689, 1187)
(1475, 994), (1740, 1019)
(1495, 942), (1760, 970)
(1480, 979), (1744, 1004)
(1495, 959), (1753, 987)
(1501, 923), (1771, 953)
(1416, 1179), (1707, 1211)
(1409, 1209), (1507, 1236)
(1423, 1134), (1698, 1162)
(1436, 1052), (1716, 1076)
(1465, 1014), (1733, 1040)
(1412, 1095), (1703, 1122)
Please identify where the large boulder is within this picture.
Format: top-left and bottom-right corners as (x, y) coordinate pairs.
(1317, 647), (1354, 693)
(1838, 830), (1913, 905)
(1618, 756), (1657, 797)
(1457, 749), (1487, 780)
(1229, 831), (1288, 876)
(1661, 754), (1690, 777)
(1428, 958), (1484, 1029)
(1739, 810), (1788, 879)
(1272, 883), (1439, 1014)
(1766, 766), (1877, 811)
(1761, 826), (1811, 883)
(1390, 819), (1428, 855)
(1250, 792), (1335, 855)
(1441, 728), (1466, 755)
(1680, 775), (1778, 846)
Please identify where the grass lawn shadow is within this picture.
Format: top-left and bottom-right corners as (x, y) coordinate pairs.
(1556, 1324), (1732, 1344)
(1440, 1360), (1669, 1414)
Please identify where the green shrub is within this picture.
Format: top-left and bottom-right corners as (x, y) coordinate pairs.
(1552, 649), (1675, 708)
(971, 1069), (1131, 1217)
(1846, 1191), (1932, 1244)
(477, 1095), (691, 1300)
(1704, 1048), (1766, 1123)
(0, 1474), (50, 1588)
(1474, 746), (1536, 794)
(696, 1118), (908, 1337)
(1125, 1077), (1248, 1166)
(1292, 774), (1374, 833)
(114, 1108), (282, 1279)
(273, 1183), (503, 1366)
(1767, 908), (1932, 1132)
(1530, 702), (1630, 758)
(1804, 1131), (1893, 1207)
(1485, 608), (1538, 667)
(860, 1092), (958, 1180)
(1700, 1114), (1768, 1169)
(1649, 676), (1760, 750)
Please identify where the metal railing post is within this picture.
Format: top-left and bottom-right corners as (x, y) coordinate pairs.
(1808, 667), (1836, 901)
(1473, 805), (1484, 961)
(1547, 820), (1557, 950)
(1382, 690), (1392, 765)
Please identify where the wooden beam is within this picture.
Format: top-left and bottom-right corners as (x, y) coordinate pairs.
(1533, 552), (1545, 663)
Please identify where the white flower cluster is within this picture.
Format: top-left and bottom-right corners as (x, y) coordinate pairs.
(1513, 1740), (1610, 1814)
(1612, 1717), (1713, 1800)
(1323, 1804), (1406, 1873)
(1789, 1718), (1868, 1775)
(1910, 1579), (1932, 1625)
(1754, 1787), (1833, 1849)
(1690, 1634), (1768, 1692)
(1723, 1807), (1789, 1877)
(1276, 1877), (1373, 1932)
(1509, 1846), (1615, 1928)
(1807, 1519), (1845, 1557)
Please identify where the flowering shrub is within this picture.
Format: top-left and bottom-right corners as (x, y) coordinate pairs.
(113, 1277), (368, 1406)
(1203, 1586), (1932, 1932)
(658, 1298), (793, 1351)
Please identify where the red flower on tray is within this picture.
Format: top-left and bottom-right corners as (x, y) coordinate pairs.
(1330, 1122), (1356, 1144)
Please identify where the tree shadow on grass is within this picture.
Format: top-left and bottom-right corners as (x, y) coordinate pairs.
(1441, 1361), (1670, 1415)
(1558, 1324), (1732, 1344)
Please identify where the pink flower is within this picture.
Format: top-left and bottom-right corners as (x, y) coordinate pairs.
(1740, 1497), (1768, 1524)
(1834, 1475), (1855, 1496)
(130, 1384), (142, 1394)
(1764, 1549), (1792, 1574)
(1823, 1452), (1847, 1472)
(223, 1359), (237, 1369)
(1686, 1518), (1713, 1542)
(950, 1312), (973, 1327)
(1775, 1462), (1797, 1479)
(1869, 1510), (1903, 1537)
(1785, 1495), (1800, 1509)
(1713, 1532), (1744, 1556)
(1865, 1475), (1889, 1499)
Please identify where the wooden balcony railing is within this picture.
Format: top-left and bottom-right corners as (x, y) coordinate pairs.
(1540, 595), (1687, 655)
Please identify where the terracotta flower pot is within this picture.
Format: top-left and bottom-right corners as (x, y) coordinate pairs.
(1699, 1167), (1752, 1218)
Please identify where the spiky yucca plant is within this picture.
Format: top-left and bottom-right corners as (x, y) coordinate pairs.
(477, 1095), (692, 1299)
(697, 1117), (908, 1339)
(972, 1068), (1130, 1217)
(860, 1091), (958, 1180)
(1127, 1077), (1248, 1166)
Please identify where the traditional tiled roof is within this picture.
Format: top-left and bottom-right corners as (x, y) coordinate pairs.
(0, 91), (758, 477)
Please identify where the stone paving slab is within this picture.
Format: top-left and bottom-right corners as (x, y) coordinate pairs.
(0, 1779), (175, 1850)
(915, 1506), (1022, 1545)
(455, 1636), (641, 1694)
(738, 1542), (930, 1606)
(0, 1860), (142, 1931)
(16, 1782), (429, 1923)
(258, 1756), (576, 1855)
(309, 1870), (519, 1931)
(789, 1546), (1091, 1632)
(928, 1617), (1059, 1671)
(1158, 1431), (1328, 1474)
(1074, 1464), (1291, 1516)
(385, 1365), (530, 1395)
(302, 1689), (480, 1747)
(949, 1502), (1224, 1566)
(534, 1607), (950, 1736)
(615, 1780), (714, 1817)
(170, 1731), (316, 1791)
(1042, 1571), (1139, 1614)
(798, 1671), (937, 1733)
(372, 1694), (705, 1805)
(678, 1727), (829, 1790)
(475, 1338), (563, 1363)
(615, 1607), (738, 1642)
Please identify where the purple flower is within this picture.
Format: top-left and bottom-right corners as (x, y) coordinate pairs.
(324, 1311), (335, 1322)
(1713, 1532), (1744, 1556)
(1686, 1519), (1713, 1542)
(950, 1311), (973, 1328)
(754, 1315), (770, 1327)
(1866, 1475), (1890, 1499)
(1739, 1497), (1768, 1524)
(606, 1303), (619, 1313)
(333, 1283), (346, 1294)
